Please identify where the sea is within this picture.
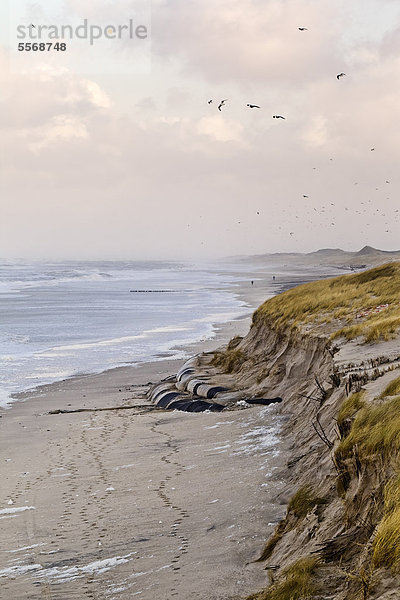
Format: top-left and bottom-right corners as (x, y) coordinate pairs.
(0, 260), (258, 408)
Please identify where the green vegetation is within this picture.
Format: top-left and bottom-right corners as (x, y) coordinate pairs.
(379, 376), (400, 399)
(373, 474), (400, 571)
(287, 485), (326, 520)
(211, 348), (246, 373)
(257, 530), (284, 562)
(248, 377), (400, 598)
(336, 395), (400, 461)
(257, 486), (325, 562)
(337, 391), (366, 427)
(336, 391), (366, 441)
(253, 263), (400, 343)
(335, 391), (400, 571)
(247, 557), (319, 600)
(226, 335), (243, 351)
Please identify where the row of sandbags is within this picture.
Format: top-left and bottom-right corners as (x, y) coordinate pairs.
(147, 380), (224, 412)
(147, 357), (228, 412)
(148, 357), (283, 413)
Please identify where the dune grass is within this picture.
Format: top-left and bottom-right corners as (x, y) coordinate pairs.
(247, 557), (319, 600)
(373, 474), (400, 571)
(287, 486), (326, 520)
(211, 348), (246, 373)
(257, 530), (284, 562)
(335, 391), (400, 571)
(257, 486), (325, 563)
(253, 263), (400, 343)
(337, 391), (366, 427)
(379, 376), (400, 399)
(336, 395), (400, 461)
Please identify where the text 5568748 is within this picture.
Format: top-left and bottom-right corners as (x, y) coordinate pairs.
(18, 43), (67, 51)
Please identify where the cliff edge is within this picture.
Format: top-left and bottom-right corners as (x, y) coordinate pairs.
(211, 263), (400, 600)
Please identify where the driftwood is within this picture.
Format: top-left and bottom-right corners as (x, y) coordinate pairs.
(49, 404), (159, 415)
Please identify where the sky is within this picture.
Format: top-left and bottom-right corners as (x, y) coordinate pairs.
(1, 0), (400, 260)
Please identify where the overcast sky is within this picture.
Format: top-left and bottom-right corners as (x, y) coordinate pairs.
(1, 0), (400, 260)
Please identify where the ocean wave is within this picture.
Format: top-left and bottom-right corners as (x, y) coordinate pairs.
(0, 260), (191, 292)
(45, 335), (149, 353)
(0, 260), (252, 409)
(144, 325), (191, 334)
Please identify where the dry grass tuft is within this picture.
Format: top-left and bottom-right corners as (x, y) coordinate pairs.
(256, 530), (284, 562)
(211, 348), (246, 373)
(379, 376), (400, 399)
(335, 392), (400, 571)
(247, 557), (319, 600)
(373, 474), (400, 571)
(337, 392), (366, 430)
(287, 486), (326, 520)
(226, 335), (243, 351)
(336, 395), (400, 462)
(256, 486), (325, 563)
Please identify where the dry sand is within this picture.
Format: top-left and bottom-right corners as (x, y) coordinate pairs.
(0, 361), (286, 600)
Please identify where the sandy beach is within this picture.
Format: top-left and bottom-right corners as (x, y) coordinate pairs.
(0, 269), (294, 600)
(0, 265), (343, 599)
(0, 358), (288, 600)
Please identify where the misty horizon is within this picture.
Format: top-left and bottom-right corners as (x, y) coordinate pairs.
(1, 0), (399, 260)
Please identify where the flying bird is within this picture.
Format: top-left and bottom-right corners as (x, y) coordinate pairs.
(303, 195), (309, 198)
(370, 148), (375, 151)
(273, 115), (286, 119)
(208, 99), (213, 104)
(298, 27), (308, 31)
(337, 73), (346, 80)
(218, 99), (228, 111)
(247, 104), (260, 109)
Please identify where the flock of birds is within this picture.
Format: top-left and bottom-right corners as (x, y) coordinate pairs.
(209, 97), (290, 117)
(203, 26), (398, 241)
(208, 96), (288, 118)
(207, 28), (347, 117)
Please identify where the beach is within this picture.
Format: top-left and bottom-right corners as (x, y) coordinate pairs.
(1, 357), (289, 600)
(0, 263), (343, 599)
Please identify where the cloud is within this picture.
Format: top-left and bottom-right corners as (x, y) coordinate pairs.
(301, 115), (329, 148)
(0, 59), (111, 131)
(24, 115), (89, 153)
(0, 1), (400, 259)
(153, 0), (346, 86)
(196, 115), (244, 142)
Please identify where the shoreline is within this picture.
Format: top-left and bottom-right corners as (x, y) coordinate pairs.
(4, 266), (267, 411)
(0, 263), (346, 600)
(8, 261), (341, 410)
